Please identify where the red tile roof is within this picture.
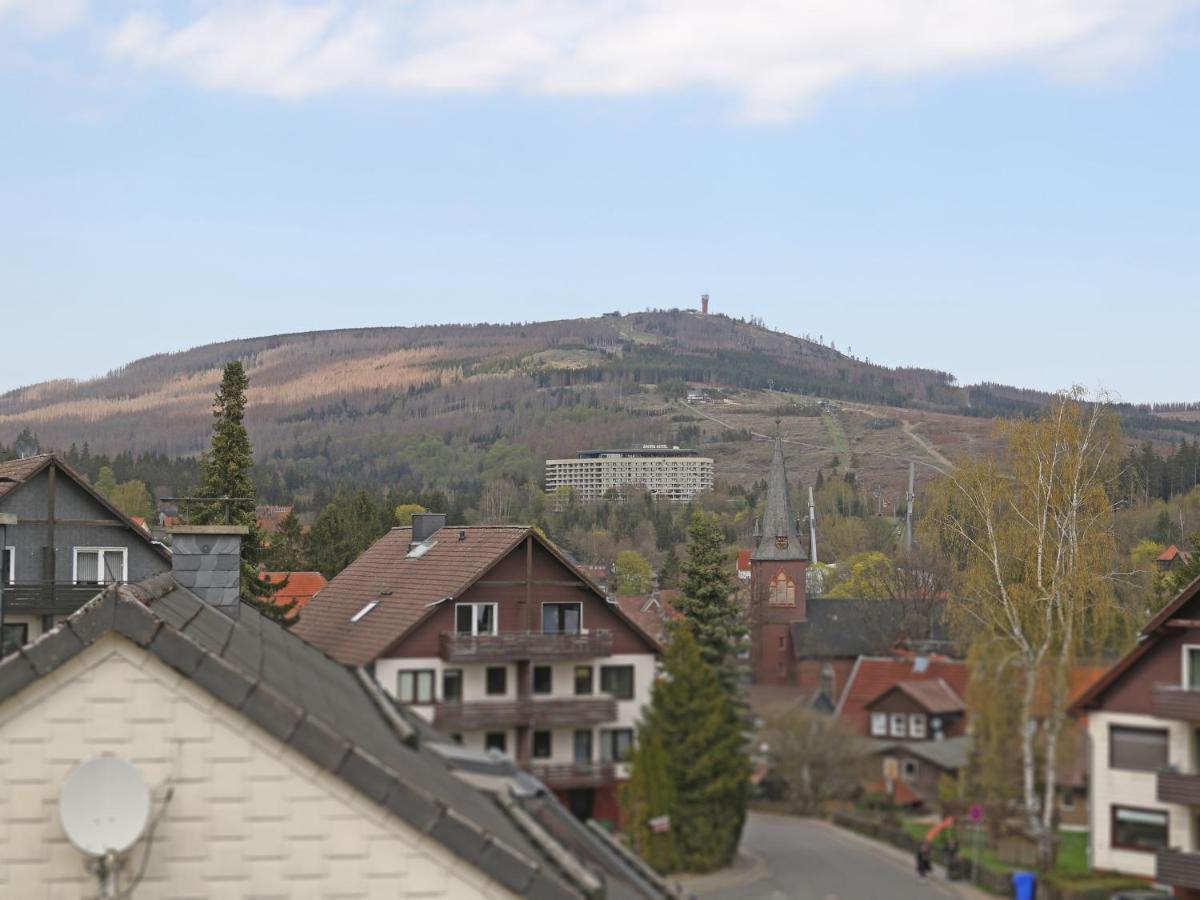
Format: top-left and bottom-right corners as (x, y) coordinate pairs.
(255, 504), (294, 533)
(834, 656), (970, 735)
(614, 592), (681, 644)
(261, 571), (328, 609)
(867, 678), (965, 715)
(736, 549), (752, 573)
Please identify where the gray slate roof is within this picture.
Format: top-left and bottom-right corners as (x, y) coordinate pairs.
(873, 735), (972, 772)
(0, 575), (591, 899)
(751, 438), (807, 562)
(791, 598), (955, 659)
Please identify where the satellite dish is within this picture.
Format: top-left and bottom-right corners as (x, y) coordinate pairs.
(59, 757), (151, 857)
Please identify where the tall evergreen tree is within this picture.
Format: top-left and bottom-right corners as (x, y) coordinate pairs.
(624, 626), (748, 873)
(264, 510), (309, 571)
(675, 511), (745, 691)
(620, 731), (676, 873)
(194, 361), (295, 623)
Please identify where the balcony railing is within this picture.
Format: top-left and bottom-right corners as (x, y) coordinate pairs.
(439, 630), (612, 662)
(1151, 684), (1200, 721)
(433, 695), (618, 731)
(1158, 771), (1200, 806)
(530, 761), (616, 789)
(1158, 848), (1200, 890)
(0, 582), (108, 617)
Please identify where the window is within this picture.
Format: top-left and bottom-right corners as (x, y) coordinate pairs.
(442, 669), (462, 702)
(73, 547), (127, 584)
(870, 713), (888, 737)
(542, 602), (582, 634)
(533, 730), (552, 759)
(1187, 646), (1200, 690)
(532, 665), (553, 695)
(397, 669), (434, 704)
(573, 729), (593, 763)
(600, 728), (634, 762)
(1110, 726), (1169, 772)
(486, 666), (508, 696)
(769, 571), (796, 606)
(350, 600), (379, 623)
(901, 759), (919, 781)
(2, 546), (12, 584)
(1060, 791), (1075, 811)
(450, 733), (462, 745)
(455, 602), (497, 636)
(600, 665), (635, 701)
(890, 713), (907, 738)
(1111, 806), (1168, 852)
(2, 622), (28, 657)
(485, 732), (507, 754)
(909, 715), (927, 739)
(574, 666), (594, 696)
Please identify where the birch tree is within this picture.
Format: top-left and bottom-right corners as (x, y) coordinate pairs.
(925, 390), (1119, 867)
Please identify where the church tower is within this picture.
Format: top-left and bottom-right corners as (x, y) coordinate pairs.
(749, 437), (809, 684)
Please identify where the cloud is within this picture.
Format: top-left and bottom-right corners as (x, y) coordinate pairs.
(0, 0), (87, 33)
(104, 0), (1196, 121)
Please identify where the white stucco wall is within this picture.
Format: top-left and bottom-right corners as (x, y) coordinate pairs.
(0, 634), (516, 899)
(1088, 709), (1194, 878)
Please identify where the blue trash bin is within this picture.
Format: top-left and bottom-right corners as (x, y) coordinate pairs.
(1012, 870), (1036, 900)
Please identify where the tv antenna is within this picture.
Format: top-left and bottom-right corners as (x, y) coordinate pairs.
(59, 756), (163, 899)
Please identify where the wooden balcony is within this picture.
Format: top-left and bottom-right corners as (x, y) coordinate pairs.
(1158, 848), (1200, 891)
(530, 761), (616, 789)
(1151, 684), (1200, 721)
(433, 696), (618, 731)
(439, 630), (612, 662)
(1159, 771), (1200, 806)
(0, 582), (107, 617)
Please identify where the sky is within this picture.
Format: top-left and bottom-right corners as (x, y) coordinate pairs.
(2, 1), (1199, 403)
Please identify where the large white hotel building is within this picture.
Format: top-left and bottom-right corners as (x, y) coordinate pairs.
(544, 445), (714, 503)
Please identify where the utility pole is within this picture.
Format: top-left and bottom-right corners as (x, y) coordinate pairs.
(905, 462), (915, 555)
(808, 485), (818, 564)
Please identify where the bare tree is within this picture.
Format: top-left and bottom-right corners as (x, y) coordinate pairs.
(760, 710), (874, 811)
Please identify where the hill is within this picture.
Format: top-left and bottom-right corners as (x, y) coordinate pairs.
(0, 310), (1194, 510)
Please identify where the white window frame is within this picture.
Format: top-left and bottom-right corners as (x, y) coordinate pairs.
(870, 713), (888, 737)
(2, 546), (13, 584)
(1183, 644), (1200, 690)
(909, 714), (927, 739)
(72, 547), (128, 585)
(455, 602), (498, 636)
(890, 713), (907, 738)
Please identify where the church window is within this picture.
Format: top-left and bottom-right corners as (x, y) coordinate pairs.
(768, 571), (796, 606)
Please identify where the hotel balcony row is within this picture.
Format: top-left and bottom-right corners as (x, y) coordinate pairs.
(433, 695), (618, 731)
(438, 629), (612, 663)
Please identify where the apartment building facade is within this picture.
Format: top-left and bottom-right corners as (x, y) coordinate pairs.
(294, 515), (661, 825)
(545, 446), (713, 503)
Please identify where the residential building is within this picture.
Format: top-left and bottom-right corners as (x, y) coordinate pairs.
(834, 656), (970, 741)
(1071, 575), (1200, 894)
(545, 446), (713, 504)
(294, 514), (661, 825)
(873, 737), (972, 808)
(0, 531), (670, 899)
(1159, 545), (1192, 571)
(0, 454), (171, 655)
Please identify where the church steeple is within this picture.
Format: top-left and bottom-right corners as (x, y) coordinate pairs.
(752, 436), (808, 562)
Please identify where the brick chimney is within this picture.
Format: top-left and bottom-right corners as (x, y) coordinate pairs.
(168, 525), (248, 619)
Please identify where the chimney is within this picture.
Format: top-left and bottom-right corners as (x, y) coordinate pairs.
(701, 293), (709, 315)
(168, 525), (248, 618)
(411, 512), (446, 545)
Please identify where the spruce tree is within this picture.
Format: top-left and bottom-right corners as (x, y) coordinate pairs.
(627, 626), (748, 873)
(675, 511), (745, 691)
(619, 730), (676, 874)
(194, 361), (295, 624)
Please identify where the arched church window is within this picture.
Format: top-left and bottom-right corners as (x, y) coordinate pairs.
(768, 571), (795, 606)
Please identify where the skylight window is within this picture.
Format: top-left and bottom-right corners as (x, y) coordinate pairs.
(350, 600), (380, 623)
(406, 540), (436, 559)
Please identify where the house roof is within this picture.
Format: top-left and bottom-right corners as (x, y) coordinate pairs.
(614, 592), (680, 645)
(790, 598), (955, 660)
(834, 656), (970, 734)
(0, 454), (171, 561)
(864, 779), (923, 807)
(255, 504), (294, 533)
(261, 571), (328, 609)
(867, 678), (965, 715)
(1159, 545), (1185, 562)
(295, 525), (658, 668)
(751, 438), (807, 562)
(0, 577), (598, 899)
(736, 549), (752, 573)
(875, 735), (973, 772)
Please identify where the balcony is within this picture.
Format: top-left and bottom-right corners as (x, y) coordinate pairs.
(1158, 848), (1200, 891)
(1151, 684), (1200, 721)
(0, 582), (106, 617)
(530, 761), (616, 789)
(439, 630), (612, 663)
(1158, 771), (1200, 806)
(433, 696), (618, 731)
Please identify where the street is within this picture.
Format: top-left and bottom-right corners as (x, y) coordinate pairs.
(690, 813), (975, 900)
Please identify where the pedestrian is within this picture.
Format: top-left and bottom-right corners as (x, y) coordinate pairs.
(916, 841), (932, 878)
(944, 836), (959, 865)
